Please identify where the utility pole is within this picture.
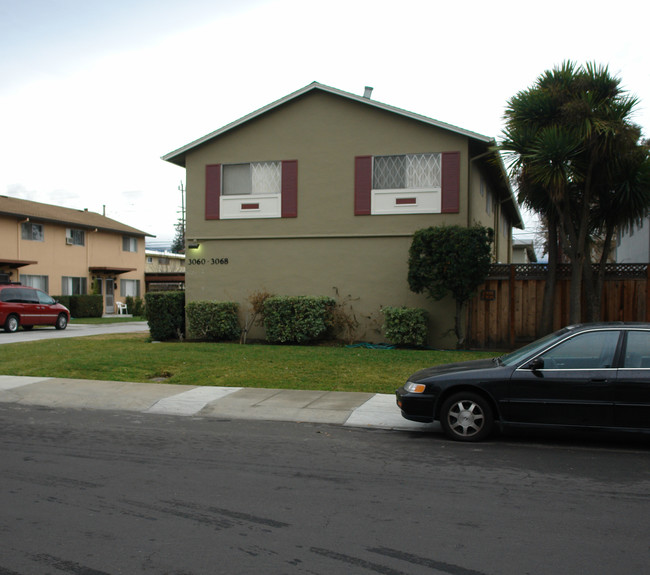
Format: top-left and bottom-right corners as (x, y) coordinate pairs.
(172, 181), (186, 253)
(178, 181), (185, 234)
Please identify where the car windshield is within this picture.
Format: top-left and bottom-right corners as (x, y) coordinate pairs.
(498, 327), (571, 366)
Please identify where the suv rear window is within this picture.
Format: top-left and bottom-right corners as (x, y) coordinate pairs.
(0, 287), (39, 303)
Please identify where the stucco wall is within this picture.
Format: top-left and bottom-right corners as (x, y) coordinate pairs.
(186, 236), (458, 347)
(182, 90), (510, 347)
(0, 214), (145, 309)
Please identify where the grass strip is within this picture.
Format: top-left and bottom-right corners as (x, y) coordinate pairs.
(0, 333), (499, 394)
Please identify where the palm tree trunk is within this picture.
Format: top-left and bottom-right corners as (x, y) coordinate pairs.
(539, 215), (558, 336)
(556, 203), (584, 324)
(455, 299), (466, 349)
(589, 226), (616, 322)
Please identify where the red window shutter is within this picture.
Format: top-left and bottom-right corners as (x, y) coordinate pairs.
(281, 160), (298, 218)
(205, 164), (221, 220)
(441, 152), (460, 213)
(354, 156), (372, 215)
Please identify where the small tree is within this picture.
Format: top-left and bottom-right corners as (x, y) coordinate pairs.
(170, 217), (185, 254)
(408, 225), (494, 347)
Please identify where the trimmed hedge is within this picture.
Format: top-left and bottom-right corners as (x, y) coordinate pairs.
(263, 296), (336, 344)
(145, 291), (186, 341)
(186, 301), (240, 341)
(382, 306), (428, 347)
(53, 294), (103, 318)
(125, 296), (145, 316)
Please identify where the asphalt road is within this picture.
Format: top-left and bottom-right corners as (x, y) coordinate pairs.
(1, 405), (649, 575)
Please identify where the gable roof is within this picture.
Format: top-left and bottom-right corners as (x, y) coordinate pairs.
(0, 195), (153, 237)
(162, 81), (523, 229)
(162, 81), (493, 167)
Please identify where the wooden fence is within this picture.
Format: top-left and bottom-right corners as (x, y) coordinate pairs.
(467, 263), (650, 349)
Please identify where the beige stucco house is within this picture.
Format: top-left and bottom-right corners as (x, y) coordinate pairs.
(145, 249), (185, 291)
(0, 195), (151, 314)
(163, 82), (523, 346)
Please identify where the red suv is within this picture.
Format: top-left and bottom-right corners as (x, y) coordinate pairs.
(0, 281), (70, 333)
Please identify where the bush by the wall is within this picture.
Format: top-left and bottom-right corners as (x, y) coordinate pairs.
(145, 291), (186, 341)
(186, 301), (240, 341)
(263, 296), (336, 344)
(125, 296), (145, 316)
(54, 295), (71, 310)
(382, 306), (428, 347)
(53, 294), (103, 318)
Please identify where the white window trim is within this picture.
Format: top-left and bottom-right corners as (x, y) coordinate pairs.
(370, 153), (442, 215)
(371, 188), (441, 215)
(221, 193), (281, 219)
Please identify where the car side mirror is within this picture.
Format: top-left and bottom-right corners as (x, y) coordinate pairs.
(527, 357), (544, 371)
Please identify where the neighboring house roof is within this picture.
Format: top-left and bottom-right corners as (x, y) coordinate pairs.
(513, 238), (538, 262)
(145, 249), (186, 260)
(0, 195), (153, 237)
(162, 81), (523, 229)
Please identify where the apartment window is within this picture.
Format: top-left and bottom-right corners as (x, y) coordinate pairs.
(146, 256), (153, 264)
(120, 279), (140, 297)
(223, 162), (281, 196)
(205, 160), (298, 220)
(355, 151), (460, 215)
(61, 276), (87, 295)
(373, 153), (441, 190)
(66, 228), (85, 246)
(20, 274), (49, 292)
(123, 236), (138, 252)
(21, 222), (44, 241)
(158, 257), (170, 265)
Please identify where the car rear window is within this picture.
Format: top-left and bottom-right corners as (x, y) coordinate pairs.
(0, 287), (39, 303)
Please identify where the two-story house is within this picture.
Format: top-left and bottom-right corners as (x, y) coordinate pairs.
(145, 249), (186, 291)
(163, 82), (523, 346)
(616, 218), (650, 263)
(0, 195), (151, 314)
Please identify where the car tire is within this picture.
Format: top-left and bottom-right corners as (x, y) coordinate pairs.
(55, 314), (68, 330)
(440, 392), (494, 442)
(4, 314), (19, 333)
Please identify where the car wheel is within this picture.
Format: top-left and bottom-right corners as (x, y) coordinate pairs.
(22, 325), (34, 331)
(4, 314), (19, 333)
(440, 392), (494, 442)
(55, 314), (68, 330)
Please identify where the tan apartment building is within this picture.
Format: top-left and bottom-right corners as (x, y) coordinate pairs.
(145, 249), (185, 291)
(163, 82), (523, 347)
(0, 195), (151, 314)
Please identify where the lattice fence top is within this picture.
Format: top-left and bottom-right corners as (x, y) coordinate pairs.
(487, 263), (648, 280)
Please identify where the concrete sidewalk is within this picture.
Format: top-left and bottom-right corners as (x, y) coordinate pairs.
(0, 375), (439, 433)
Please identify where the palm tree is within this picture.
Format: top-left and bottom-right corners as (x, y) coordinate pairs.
(500, 62), (650, 325)
(586, 132), (650, 319)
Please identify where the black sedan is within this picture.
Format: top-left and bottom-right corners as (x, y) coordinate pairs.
(396, 323), (650, 441)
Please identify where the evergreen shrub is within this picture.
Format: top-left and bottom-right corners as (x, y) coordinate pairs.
(145, 291), (185, 341)
(382, 306), (428, 347)
(186, 301), (240, 341)
(263, 296), (336, 344)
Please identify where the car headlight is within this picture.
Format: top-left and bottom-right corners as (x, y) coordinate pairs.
(404, 381), (426, 394)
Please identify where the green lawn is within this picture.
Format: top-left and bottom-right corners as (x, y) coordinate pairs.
(0, 333), (499, 394)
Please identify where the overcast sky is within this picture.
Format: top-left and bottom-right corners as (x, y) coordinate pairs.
(1, 0), (648, 248)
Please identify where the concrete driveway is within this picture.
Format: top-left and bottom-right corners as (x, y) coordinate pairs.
(0, 321), (149, 344)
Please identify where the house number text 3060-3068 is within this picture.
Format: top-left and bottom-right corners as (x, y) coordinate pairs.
(187, 258), (229, 265)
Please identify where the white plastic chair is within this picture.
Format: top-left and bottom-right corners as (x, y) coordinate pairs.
(116, 301), (128, 315)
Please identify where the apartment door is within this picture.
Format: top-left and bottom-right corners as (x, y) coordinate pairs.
(105, 278), (115, 314)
